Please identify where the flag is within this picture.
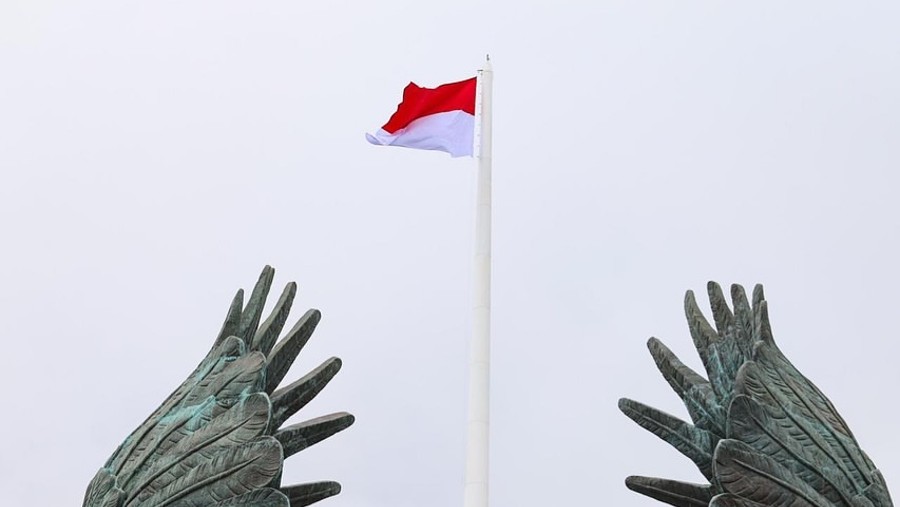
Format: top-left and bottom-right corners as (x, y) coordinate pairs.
(366, 77), (476, 157)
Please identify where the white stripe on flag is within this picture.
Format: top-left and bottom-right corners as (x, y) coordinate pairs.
(366, 110), (474, 158)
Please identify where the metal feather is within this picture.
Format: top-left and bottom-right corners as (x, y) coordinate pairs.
(620, 283), (892, 507)
(625, 476), (713, 507)
(84, 267), (353, 507)
(619, 398), (718, 478)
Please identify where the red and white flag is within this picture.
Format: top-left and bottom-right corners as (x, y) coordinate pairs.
(366, 77), (476, 157)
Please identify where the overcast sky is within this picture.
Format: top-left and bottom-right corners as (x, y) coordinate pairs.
(2, 1), (899, 506)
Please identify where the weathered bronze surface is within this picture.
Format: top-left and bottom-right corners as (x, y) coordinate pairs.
(620, 282), (893, 507)
(83, 266), (353, 507)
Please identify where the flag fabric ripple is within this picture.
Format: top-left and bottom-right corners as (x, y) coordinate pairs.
(366, 77), (476, 157)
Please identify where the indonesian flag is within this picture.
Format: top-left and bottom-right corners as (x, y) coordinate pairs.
(366, 77), (476, 157)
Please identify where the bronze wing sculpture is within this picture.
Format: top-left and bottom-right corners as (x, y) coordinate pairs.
(83, 267), (354, 507)
(620, 282), (893, 507)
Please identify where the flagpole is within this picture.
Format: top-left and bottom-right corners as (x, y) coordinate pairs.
(465, 55), (492, 507)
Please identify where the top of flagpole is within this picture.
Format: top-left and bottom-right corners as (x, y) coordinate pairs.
(481, 54), (492, 72)
(476, 55), (492, 161)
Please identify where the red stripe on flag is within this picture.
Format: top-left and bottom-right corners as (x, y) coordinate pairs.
(381, 77), (476, 134)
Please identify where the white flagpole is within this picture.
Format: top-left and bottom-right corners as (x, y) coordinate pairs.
(465, 55), (492, 507)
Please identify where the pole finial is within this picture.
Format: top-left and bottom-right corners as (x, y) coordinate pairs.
(481, 54), (492, 72)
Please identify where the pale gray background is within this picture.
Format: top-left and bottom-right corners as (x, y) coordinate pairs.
(1, 1), (899, 506)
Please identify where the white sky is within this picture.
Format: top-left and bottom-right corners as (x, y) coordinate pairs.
(2, 1), (899, 506)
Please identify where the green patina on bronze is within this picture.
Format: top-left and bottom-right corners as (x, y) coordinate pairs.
(83, 266), (353, 507)
(620, 282), (893, 507)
